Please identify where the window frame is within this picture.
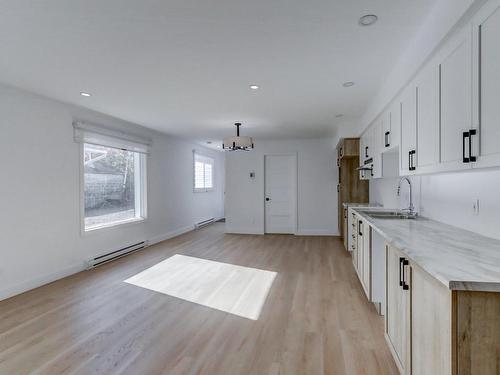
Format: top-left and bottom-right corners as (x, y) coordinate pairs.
(79, 142), (148, 234)
(193, 151), (215, 193)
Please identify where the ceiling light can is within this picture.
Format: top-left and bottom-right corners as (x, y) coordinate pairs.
(359, 14), (378, 26)
(343, 82), (355, 88)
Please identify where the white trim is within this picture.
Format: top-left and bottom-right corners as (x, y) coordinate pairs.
(148, 224), (195, 245)
(295, 230), (339, 236)
(225, 227), (264, 235)
(0, 222), (218, 301)
(0, 263), (86, 302)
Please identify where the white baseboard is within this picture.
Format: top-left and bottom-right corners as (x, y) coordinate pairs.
(294, 229), (338, 236)
(0, 262), (86, 302)
(148, 224), (195, 245)
(224, 226), (264, 235)
(0, 223), (208, 302)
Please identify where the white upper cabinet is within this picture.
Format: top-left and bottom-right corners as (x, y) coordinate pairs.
(400, 84), (417, 175)
(415, 62), (440, 170)
(439, 26), (474, 171)
(472, 0), (500, 169)
(371, 117), (383, 178)
(383, 100), (400, 152)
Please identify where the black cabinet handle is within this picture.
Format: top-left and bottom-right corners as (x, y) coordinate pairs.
(337, 184), (340, 193)
(409, 150), (416, 171)
(463, 131), (470, 163)
(358, 220), (363, 236)
(399, 257), (404, 286)
(402, 259), (409, 290)
(365, 146), (369, 158)
(469, 129), (477, 162)
(385, 131), (390, 147)
(265, 197), (270, 201)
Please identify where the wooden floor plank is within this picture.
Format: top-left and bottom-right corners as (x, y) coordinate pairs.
(0, 223), (398, 375)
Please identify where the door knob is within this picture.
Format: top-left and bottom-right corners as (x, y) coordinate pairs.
(266, 197), (270, 201)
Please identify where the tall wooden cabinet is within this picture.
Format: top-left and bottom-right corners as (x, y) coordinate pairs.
(336, 138), (369, 239)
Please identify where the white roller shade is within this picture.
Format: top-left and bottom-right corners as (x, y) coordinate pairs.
(73, 121), (152, 154)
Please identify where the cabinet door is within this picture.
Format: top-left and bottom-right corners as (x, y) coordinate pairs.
(473, 0), (500, 169)
(371, 119), (383, 178)
(343, 207), (348, 250)
(385, 245), (408, 374)
(361, 221), (371, 299)
(384, 101), (400, 151)
(410, 263), (452, 375)
(416, 63), (440, 169)
(356, 217), (364, 280)
(400, 85), (417, 175)
(440, 27), (474, 171)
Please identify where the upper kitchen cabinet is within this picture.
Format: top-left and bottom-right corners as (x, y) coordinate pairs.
(472, 0), (500, 169)
(370, 117), (383, 179)
(400, 84), (417, 175)
(382, 100), (400, 152)
(438, 26), (474, 172)
(415, 62), (440, 171)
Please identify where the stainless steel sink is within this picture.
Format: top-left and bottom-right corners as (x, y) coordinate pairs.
(365, 211), (418, 220)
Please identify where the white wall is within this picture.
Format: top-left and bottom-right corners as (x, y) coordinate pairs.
(0, 83), (224, 300)
(225, 138), (337, 235)
(370, 168), (500, 241)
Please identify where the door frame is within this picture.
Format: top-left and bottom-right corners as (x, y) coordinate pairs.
(263, 153), (298, 235)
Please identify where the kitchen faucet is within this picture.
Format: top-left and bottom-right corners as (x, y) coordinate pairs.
(397, 177), (416, 216)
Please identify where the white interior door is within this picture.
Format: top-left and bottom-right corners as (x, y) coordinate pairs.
(264, 154), (296, 234)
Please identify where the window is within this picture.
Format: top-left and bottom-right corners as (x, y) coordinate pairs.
(74, 122), (149, 232)
(193, 152), (214, 192)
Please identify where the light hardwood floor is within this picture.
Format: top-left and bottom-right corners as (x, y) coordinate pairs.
(0, 223), (399, 375)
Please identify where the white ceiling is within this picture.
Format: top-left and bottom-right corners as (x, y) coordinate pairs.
(0, 0), (436, 142)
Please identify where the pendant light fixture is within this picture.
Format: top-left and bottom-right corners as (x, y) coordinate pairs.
(222, 123), (254, 151)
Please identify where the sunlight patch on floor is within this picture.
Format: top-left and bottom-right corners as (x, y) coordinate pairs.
(124, 254), (277, 320)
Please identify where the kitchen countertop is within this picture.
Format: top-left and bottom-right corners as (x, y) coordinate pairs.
(352, 207), (500, 292)
(342, 202), (382, 209)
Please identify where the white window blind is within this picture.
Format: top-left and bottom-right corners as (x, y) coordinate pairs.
(73, 121), (152, 154)
(193, 152), (214, 192)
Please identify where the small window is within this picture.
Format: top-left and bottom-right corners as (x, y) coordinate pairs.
(193, 152), (214, 192)
(83, 144), (146, 231)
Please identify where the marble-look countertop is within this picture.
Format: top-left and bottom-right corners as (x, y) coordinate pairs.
(342, 202), (382, 209)
(352, 207), (500, 292)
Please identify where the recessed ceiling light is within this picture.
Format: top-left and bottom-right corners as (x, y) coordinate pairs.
(359, 14), (378, 26)
(80, 92), (91, 97)
(336, 114), (344, 118)
(343, 81), (355, 87)
(206, 141), (212, 144)
(249, 85), (260, 90)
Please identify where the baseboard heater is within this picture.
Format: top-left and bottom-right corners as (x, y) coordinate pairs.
(195, 218), (215, 229)
(87, 241), (148, 269)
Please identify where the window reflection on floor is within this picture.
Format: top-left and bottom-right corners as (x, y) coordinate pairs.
(124, 254), (277, 320)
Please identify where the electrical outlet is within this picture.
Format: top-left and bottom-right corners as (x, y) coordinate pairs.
(472, 199), (480, 215)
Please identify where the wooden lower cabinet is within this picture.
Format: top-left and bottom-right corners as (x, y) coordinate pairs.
(385, 243), (500, 375)
(385, 244), (409, 374)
